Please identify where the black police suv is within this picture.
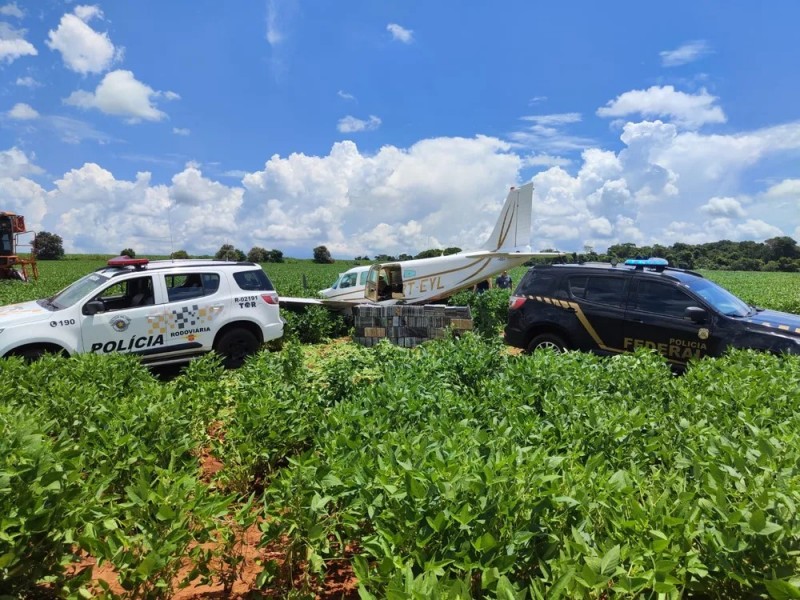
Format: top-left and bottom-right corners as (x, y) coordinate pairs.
(504, 258), (800, 367)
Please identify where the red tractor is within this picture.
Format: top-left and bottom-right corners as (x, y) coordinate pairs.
(0, 212), (37, 281)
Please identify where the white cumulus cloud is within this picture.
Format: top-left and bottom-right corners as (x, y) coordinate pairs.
(764, 179), (800, 199)
(597, 86), (726, 129)
(387, 23), (413, 43)
(73, 5), (102, 22)
(7, 102), (38, 120)
(53, 164), (173, 252)
(337, 115), (381, 133)
(660, 40), (710, 67)
(700, 196), (746, 218)
(172, 127), (190, 136)
(46, 5), (120, 74)
(64, 70), (173, 122)
(0, 147), (43, 178)
(0, 149), (47, 230)
(241, 136), (522, 257)
(3, 103), (800, 257)
(15, 75), (39, 87)
(0, 22), (37, 63)
(0, 2), (23, 18)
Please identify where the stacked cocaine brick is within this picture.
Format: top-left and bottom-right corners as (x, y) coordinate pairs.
(353, 304), (473, 347)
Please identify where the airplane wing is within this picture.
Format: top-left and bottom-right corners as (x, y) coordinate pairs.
(279, 296), (373, 313)
(279, 296), (325, 307)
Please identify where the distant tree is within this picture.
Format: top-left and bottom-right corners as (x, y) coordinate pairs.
(120, 248), (135, 258)
(765, 236), (799, 262)
(313, 245), (334, 264)
(33, 231), (64, 260)
(398, 253), (413, 261)
(215, 244), (246, 261)
(777, 256), (799, 272)
(414, 249), (441, 259)
(373, 254), (397, 262)
(266, 249), (284, 263)
(730, 258), (763, 271)
(247, 246), (269, 262)
(170, 250), (190, 259)
(443, 247), (462, 255)
(606, 242), (638, 261)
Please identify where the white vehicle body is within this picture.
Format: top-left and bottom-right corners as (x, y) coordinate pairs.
(301, 183), (563, 309)
(0, 258), (283, 367)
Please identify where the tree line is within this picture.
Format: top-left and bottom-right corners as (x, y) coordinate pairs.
(27, 232), (800, 272)
(565, 237), (800, 272)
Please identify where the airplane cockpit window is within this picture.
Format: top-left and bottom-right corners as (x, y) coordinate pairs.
(340, 273), (357, 288)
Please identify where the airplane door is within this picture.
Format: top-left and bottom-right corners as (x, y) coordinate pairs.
(366, 266), (380, 302)
(366, 265), (399, 302)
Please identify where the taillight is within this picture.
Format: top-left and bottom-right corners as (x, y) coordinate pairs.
(509, 296), (527, 310)
(261, 293), (278, 305)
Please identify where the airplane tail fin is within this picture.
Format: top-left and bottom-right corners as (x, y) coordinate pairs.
(482, 182), (533, 252)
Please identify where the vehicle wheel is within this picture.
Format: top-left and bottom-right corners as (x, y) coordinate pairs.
(527, 333), (568, 353)
(12, 346), (58, 362)
(215, 328), (260, 369)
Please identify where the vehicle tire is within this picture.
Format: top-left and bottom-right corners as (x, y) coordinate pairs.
(12, 346), (60, 362)
(215, 328), (260, 369)
(527, 333), (568, 353)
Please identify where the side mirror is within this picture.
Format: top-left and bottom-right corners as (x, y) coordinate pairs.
(83, 300), (105, 316)
(684, 306), (707, 324)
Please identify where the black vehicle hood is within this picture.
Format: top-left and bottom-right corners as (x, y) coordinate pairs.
(742, 309), (800, 337)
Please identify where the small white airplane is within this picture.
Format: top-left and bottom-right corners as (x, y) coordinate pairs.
(283, 182), (564, 310)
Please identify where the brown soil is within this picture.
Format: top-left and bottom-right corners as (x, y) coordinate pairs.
(72, 420), (359, 598)
(76, 524), (358, 598)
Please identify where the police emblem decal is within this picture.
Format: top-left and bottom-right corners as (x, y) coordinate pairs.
(698, 328), (709, 340)
(111, 315), (131, 332)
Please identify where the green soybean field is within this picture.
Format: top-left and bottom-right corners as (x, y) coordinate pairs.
(1, 260), (800, 598)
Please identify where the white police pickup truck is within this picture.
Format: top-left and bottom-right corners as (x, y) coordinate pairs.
(0, 257), (284, 368)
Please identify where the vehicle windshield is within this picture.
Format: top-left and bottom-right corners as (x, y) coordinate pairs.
(50, 272), (112, 309)
(681, 277), (752, 317)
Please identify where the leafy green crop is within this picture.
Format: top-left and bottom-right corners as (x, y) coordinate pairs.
(2, 267), (800, 598)
(257, 339), (800, 598)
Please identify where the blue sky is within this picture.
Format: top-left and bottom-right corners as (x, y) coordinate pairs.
(1, 1), (799, 257)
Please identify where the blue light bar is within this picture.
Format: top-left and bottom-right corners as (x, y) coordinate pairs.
(624, 258), (668, 267)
